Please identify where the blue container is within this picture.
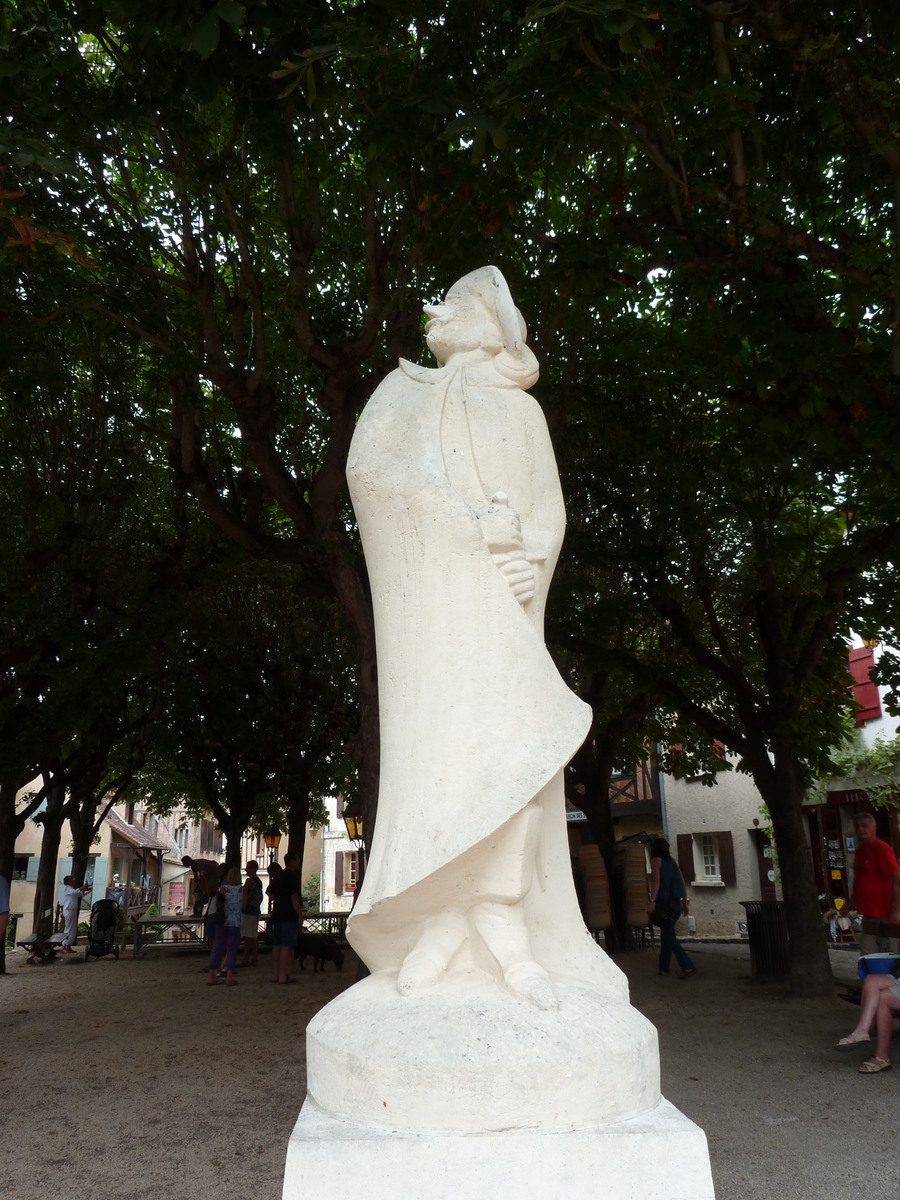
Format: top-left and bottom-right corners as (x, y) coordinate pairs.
(857, 953), (900, 981)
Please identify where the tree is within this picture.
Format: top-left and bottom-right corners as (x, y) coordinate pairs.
(6, 1), (900, 995)
(138, 559), (353, 873)
(0, 247), (206, 949)
(2, 0), (523, 836)
(516, 1), (900, 994)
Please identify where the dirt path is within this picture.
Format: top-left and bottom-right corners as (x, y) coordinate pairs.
(630, 944), (898, 1200)
(2, 942), (896, 1199)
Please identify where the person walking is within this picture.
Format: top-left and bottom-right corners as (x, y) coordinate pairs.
(59, 875), (90, 955)
(649, 838), (695, 979)
(846, 812), (900, 955)
(241, 860), (263, 967)
(270, 851), (302, 985)
(207, 866), (243, 988)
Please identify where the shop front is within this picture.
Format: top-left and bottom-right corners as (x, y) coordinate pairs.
(803, 787), (900, 910)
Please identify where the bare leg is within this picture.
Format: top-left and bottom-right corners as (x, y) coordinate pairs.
(873, 991), (900, 1061)
(276, 945), (293, 984)
(851, 975), (895, 1037)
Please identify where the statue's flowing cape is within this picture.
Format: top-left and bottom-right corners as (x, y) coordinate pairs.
(346, 357), (615, 989)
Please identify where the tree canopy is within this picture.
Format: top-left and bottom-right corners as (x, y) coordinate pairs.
(3, 0), (900, 991)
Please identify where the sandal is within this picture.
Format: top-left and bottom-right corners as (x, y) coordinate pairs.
(859, 1056), (891, 1074)
(836, 1032), (871, 1051)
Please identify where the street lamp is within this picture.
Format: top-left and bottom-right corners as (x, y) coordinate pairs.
(342, 800), (364, 847)
(264, 824), (282, 866)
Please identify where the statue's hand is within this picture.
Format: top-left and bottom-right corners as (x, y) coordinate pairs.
(492, 550), (535, 606)
(476, 492), (524, 554)
(476, 493), (534, 606)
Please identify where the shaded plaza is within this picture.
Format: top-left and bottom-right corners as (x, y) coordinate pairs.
(2, 942), (897, 1200)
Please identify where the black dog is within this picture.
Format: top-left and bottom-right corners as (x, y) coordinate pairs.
(295, 932), (345, 972)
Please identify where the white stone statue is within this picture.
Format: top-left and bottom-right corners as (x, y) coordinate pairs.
(285, 268), (714, 1200)
(345, 265), (617, 1012)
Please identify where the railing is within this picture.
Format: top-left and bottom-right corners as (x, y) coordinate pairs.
(302, 912), (349, 940)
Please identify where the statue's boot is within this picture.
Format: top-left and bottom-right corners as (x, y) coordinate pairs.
(398, 911), (467, 994)
(472, 899), (557, 1011)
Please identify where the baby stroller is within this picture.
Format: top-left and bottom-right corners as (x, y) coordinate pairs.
(84, 897), (121, 962)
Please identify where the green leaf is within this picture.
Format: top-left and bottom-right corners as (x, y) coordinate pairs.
(217, 0), (246, 26)
(603, 11), (635, 35)
(190, 11), (221, 59)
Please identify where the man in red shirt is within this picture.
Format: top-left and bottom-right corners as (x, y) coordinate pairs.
(847, 813), (900, 955)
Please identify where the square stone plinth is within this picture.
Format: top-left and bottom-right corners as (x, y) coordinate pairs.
(283, 1099), (715, 1200)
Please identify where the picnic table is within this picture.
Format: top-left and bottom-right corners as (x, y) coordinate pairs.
(132, 913), (206, 958)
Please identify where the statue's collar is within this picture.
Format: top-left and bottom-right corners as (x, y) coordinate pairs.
(399, 357), (523, 390)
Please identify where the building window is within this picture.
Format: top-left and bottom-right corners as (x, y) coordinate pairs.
(199, 819), (223, 856)
(334, 851), (359, 897)
(13, 855), (31, 881)
(701, 835), (720, 879)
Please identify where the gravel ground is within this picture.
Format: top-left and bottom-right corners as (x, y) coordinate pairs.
(2, 939), (896, 1199)
(627, 942), (899, 1200)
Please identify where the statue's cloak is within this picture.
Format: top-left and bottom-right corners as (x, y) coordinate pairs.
(346, 358), (594, 975)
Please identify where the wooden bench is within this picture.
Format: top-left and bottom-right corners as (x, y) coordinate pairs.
(16, 930), (65, 964)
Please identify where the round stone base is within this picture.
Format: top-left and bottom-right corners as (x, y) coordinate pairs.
(306, 969), (660, 1133)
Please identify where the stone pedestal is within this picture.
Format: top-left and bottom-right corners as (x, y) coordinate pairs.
(283, 1097), (716, 1200)
(305, 970), (659, 1133)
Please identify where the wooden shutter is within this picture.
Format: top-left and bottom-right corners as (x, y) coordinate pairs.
(334, 851), (344, 896)
(676, 834), (695, 883)
(849, 647), (882, 725)
(336, 796), (344, 819)
(715, 832), (737, 884)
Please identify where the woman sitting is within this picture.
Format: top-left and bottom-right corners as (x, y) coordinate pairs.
(836, 971), (900, 1074)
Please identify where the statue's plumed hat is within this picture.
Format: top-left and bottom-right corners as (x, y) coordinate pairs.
(445, 266), (539, 388)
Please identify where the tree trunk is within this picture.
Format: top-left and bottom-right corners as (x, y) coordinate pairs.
(355, 633), (380, 860)
(324, 549), (380, 857)
(0, 782), (21, 896)
(223, 823), (245, 870)
(68, 786), (100, 888)
(31, 783), (68, 953)
(568, 726), (630, 950)
(0, 782), (22, 973)
(216, 795), (257, 870)
(750, 747), (833, 997)
(287, 788), (311, 878)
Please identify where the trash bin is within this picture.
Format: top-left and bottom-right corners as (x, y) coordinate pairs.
(740, 900), (790, 977)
